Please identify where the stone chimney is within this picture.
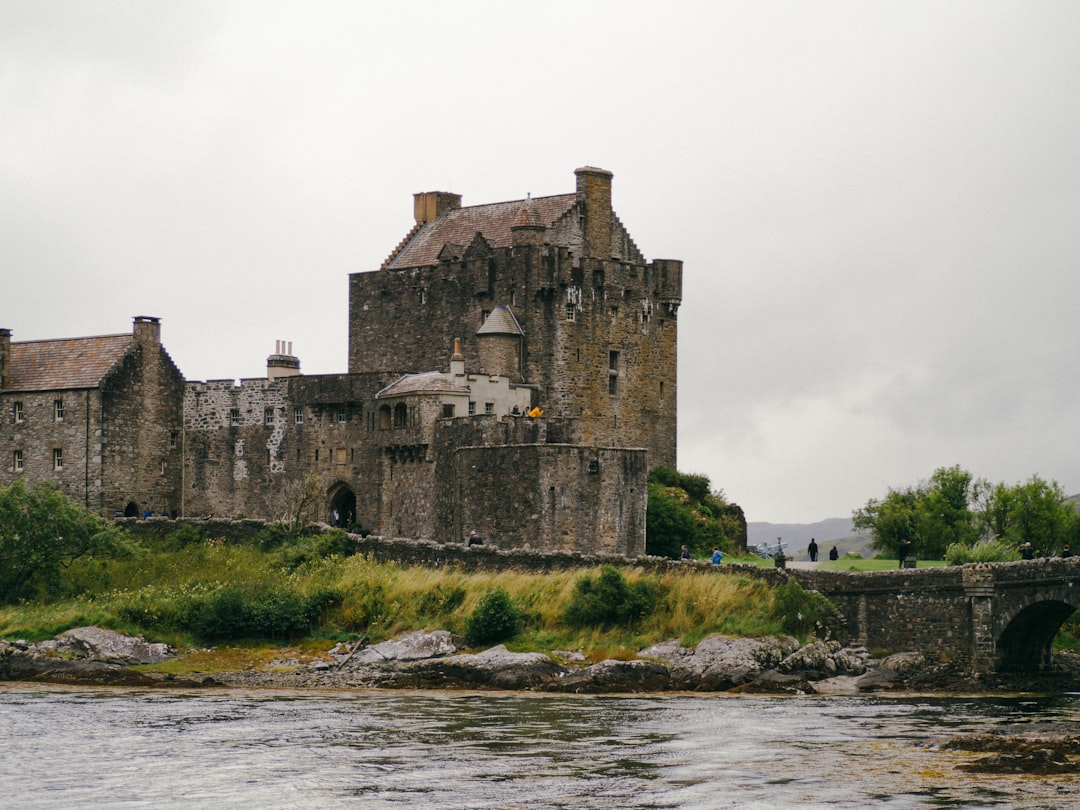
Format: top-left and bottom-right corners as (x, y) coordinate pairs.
(575, 166), (614, 259)
(133, 315), (161, 346)
(267, 339), (301, 379)
(0, 328), (10, 390)
(413, 191), (462, 225)
(450, 337), (465, 378)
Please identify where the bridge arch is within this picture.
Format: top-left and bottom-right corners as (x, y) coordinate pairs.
(993, 595), (1078, 672)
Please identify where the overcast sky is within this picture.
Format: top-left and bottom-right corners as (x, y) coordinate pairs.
(3, 1), (1079, 523)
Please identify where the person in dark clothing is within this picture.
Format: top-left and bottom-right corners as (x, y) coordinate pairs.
(468, 530), (483, 546)
(680, 545), (691, 560)
(1061, 544), (1073, 558)
(1020, 541), (1035, 560)
(828, 546), (839, 561)
(898, 538), (912, 568)
(807, 538), (819, 562)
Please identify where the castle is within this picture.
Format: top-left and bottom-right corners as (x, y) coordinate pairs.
(1, 167), (682, 555)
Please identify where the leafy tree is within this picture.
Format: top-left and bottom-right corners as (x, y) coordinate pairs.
(984, 476), (1080, 555)
(854, 467), (1080, 559)
(0, 481), (130, 603)
(645, 467), (743, 558)
(853, 465), (978, 559)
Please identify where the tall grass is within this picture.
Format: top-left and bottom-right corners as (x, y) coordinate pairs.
(0, 539), (802, 659)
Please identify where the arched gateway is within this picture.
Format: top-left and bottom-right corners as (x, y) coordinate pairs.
(327, 482), (357, 530)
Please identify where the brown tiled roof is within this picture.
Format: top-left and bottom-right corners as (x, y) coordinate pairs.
(5, 334), (133, 392)
(376, 371), (470, 398)
(386, 193), (577, 270)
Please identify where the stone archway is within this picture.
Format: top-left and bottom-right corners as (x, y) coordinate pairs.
(995, 600), (1077, 672)
(123, 501), (140, 518)
(327, 482), (357, 530)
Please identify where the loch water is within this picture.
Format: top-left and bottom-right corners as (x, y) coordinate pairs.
(0, 685), (1076, 809)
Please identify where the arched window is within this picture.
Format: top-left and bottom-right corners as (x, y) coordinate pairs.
(393, 403), (408, 428)
(378, 404), (392, 430)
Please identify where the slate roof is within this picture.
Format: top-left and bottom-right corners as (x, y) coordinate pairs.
(477, 305), (524, 337)
(386, 193), (577, 270)
(5, 334), (133, 392)
(376, 371), (470, 399)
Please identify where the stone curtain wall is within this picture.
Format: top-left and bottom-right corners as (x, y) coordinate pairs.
(117, 516), (787, 584)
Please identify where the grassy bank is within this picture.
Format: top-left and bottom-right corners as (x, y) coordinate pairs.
(0, 536), (822, 664)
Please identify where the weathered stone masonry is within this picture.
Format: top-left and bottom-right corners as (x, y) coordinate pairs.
(791, 558), (1080, 674)
(3, 168), (679, 557)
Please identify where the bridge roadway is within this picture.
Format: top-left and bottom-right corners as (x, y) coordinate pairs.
(789, 557), (1080, 674)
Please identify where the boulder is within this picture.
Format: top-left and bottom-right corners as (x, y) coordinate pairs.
(344, 630), (460, 664)
(386, 645), (564, 690)
(640, 634), (800, 690)
(35, 627), (175, 665)
(548, 659), (671, 693)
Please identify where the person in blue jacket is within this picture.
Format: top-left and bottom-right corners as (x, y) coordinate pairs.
(710, 548), (724, 565)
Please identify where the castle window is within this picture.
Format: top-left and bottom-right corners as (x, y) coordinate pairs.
(608, 351), (620, 396)
(265, 408), (274, 425)
(481, 309), (490, 323)
(169, 431), (178, 449)
(13, 449), (23, 472)
(393, 403), (407, 428)
(12, 402), (23, 423)
(337, 407), (347, 423)
(315, 448), (320, 461)
(442, 404), (455, 418)
(53, 399), (64, 420)
(484, 402), (494, 415)
(468, 401), (476, 416)
(378, 405), (391, 430)
(565, 303), (576, 322)
(294, 407), (303, 424)
(160, 460), (166, 474)
(659, 381), (664, 402)
(53, 448), (63, 471)
(610, 306), (618, 319)
(230, 408), (240, 426)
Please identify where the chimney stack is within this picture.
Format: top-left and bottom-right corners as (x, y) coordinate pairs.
(574, 166), (614, 259)
(133, 315), (161, 346)
(413, 191), (462, 225)
(0, 328), (10, 390)
(450, 337), (465, 377)
(267, 339), (301, 379)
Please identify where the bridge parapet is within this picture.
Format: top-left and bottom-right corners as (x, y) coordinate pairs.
(791, 559), (1080, 674)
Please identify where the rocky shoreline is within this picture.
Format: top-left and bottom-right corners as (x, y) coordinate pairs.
(3, 626), (1079, 697)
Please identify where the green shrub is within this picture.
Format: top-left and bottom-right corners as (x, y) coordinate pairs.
(178, 585), (340, 641)
(563, 566), (657, 628)
(945, 539), (1018, 565)
(465, 587), (521, 646)
(165, 523), (204, 550)
(770, 580), (827, 636)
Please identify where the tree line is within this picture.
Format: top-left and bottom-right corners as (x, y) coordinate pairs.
(853, 465), (1079, 560)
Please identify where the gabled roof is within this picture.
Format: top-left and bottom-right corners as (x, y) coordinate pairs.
(376, 371), (470, 399)
(5, 334), (133, 392)
(386, 193), (577, 270)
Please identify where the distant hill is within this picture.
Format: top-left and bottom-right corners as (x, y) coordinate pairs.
(747, 517), (874, 559)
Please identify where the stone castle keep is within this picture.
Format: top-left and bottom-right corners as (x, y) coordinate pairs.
(1, 167), (682, 555)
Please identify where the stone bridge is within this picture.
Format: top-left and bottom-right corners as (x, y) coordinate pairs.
(791, 558), (1080, 674)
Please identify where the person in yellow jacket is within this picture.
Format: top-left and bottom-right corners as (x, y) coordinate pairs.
(527, 406), (543, 419)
